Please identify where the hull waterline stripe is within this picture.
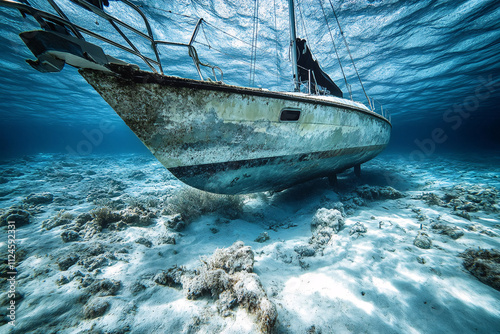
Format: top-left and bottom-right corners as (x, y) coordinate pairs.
(168, 144), (387, 177)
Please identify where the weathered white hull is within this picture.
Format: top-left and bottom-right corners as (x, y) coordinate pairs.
(80, 67), (391, 194)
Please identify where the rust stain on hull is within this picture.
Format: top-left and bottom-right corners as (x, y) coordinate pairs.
(80, 67), (391, 194)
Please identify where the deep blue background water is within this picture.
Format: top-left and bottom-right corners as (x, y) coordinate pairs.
(0, 0), (499, 158)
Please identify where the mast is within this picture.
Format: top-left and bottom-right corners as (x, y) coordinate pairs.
(288, 0), (299, 91)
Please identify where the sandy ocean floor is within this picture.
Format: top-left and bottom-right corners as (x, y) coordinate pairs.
(0, 152), (499, 334)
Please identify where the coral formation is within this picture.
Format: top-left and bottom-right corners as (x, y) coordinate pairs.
(120, 206), (156, 226)
(336, 186), (404, 216)
(87, 279), (121, 297)
(255, 232), (270, 243)
(0, 208), (31, 227)
(86, 178), (127, 203)
(135, 237), (153, 248)
(83, 298), (110, 319)
(419, 184), (498, 217)
(460, 248), (500, 291)
(294, 245), (316, 257)
(42, 210), (73, 230)
(61, 230), (80, 243)
(77, 243), (116, 271)
(24, 192), (54, 205)
(158, 234), (176, 245)
(349, 222), (368, 236)
(163, 213), (186, 231)
(431, 222), (464, 240)
(41, 205), (158, 240)
(466, 224), (499, 237)
(414, 232), (432, 249)
(420, 193), (444, 206)
(308, 208), (344, 253)
(355, 185), (405, 200)
(154, 266), (184, 287)
(58, 254), (80, 271)
(74, 212), (93, 226)
(446, 184), (498, 212)
(312, 208), (344, 233)
(203, 241), (254, 274)
(155, 242), (277, 333)
(90, 207), (122, 227)
(165, 188), (243, 224)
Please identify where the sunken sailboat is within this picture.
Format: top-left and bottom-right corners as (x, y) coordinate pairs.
(0, 0), (391, 194)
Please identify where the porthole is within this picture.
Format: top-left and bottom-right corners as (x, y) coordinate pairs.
(280, 108), (301, 121)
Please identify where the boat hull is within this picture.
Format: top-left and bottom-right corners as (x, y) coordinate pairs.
(80, 67), (391, 194)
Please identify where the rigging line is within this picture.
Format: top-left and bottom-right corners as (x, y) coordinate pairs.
(249, 0), (259, 86)
(193, 41), (293, 82)
(249, 0), (255, 85)
(327, 0), (371, 108)
(254, 2), (261, 85)
(203, 21), (286, 61)
(203, 21), (251, 47)
(295, 0), (309, 92)
(317, 0), (350, 99)
(295, 0), (310, 42)
(201, 21), (211, 48)
(273, 0), (280, 86)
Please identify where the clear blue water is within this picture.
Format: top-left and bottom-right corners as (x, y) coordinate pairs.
(0, 0), (499, 157)
(1, 2), (500, 332)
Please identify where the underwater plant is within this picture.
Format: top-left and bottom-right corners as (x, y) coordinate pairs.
(165, 188), (244, 224)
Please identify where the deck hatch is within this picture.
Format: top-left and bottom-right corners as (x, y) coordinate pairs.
(280, 108), (301, 121)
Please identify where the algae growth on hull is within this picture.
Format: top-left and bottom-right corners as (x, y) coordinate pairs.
(80, 68), (390, 194)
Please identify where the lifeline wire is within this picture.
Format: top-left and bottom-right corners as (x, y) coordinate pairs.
(140, 1), (293, 87)
(137, 4), (199, 21)
(138, 3), (289, 67)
